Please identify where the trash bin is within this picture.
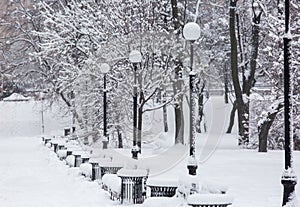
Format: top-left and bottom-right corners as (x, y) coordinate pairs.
(90, 161), (100, 181)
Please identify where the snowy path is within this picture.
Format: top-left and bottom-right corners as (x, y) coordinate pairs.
(0, 136), (114, 207)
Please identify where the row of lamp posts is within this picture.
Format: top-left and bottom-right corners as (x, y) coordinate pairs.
(98, 23), (201, 168)
(97, 49), (143, 157)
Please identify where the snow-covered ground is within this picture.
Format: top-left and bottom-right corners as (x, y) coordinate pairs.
(0, 136), (115, 207)
(0, 97), (299, 207)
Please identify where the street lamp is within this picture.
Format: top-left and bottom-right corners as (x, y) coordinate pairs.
(183, 22), (200, 175)
(129, 50), (142, 159)
(41, 91), (45, 135)
(100, 63), (110, 149)
(281, 0), (297, 205)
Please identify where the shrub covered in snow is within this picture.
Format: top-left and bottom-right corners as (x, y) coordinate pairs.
(66, 155), (75, 167)
(79, 163), (92, 178)
(177, 174), (202, 197)
(57, 149), (67, 160)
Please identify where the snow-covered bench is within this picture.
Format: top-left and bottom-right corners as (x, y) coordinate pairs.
(57, 149), (67, 160)
(187, 194), (233, 207)
(101, 174), (122, 201)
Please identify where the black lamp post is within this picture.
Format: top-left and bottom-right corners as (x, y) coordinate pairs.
(183, 22), (201, 176)
(281, 0), (297, 205)
(41, 91), (45, 135)
(129, 50), (142, 159)
(100, 63), (110, 149)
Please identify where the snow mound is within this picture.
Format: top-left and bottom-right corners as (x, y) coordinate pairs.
(143, 197), (185, 207)
(146, 177), (178, 187)
(117, 168), (148, 177)
(201, 180), (228, 194)
(187, 194), (234, 205)
(57, 149), (67, 159)
(66, 155), (75, 167)
(102, 174), (121, 193)
(79, 163), (92, 177)
(3, 93), (30, 101)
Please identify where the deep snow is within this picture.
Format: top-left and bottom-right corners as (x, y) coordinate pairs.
(0, 98), (299, 207)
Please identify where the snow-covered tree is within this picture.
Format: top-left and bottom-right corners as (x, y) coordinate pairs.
(229, 0), (265, 146)
(0, 0), (42, 98)
(257, 0), (300, 151)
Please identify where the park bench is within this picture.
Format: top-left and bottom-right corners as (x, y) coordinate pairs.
(102, 174), (122, 201)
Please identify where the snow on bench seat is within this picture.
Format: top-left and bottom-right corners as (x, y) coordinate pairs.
(187, 194), (233, 207)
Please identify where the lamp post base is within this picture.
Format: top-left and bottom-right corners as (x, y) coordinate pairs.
(281, 175), (297, 206)
(187, 155), (198, 176)
(102, 140), (108, 149)
(132, 148), (138, 160)
(187, 165), (198, 176)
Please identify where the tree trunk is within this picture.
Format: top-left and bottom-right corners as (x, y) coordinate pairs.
(226, 101), (237, 133)
(229, 0), (249, 145)
(224, 61), (229, 104)
(162, 84), (168, 132)
(163, 104), (168, 132)
(239, 103), (250, 145)
(59, 90), (89, 144)
(174, 60), (184, 144)
(117, 127), (123, 148)
(240, 5), (262, 145)
(244, 8), (262, 96)
(171, 0), (184, 144)
(258, 103), (282, 152)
